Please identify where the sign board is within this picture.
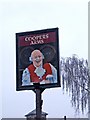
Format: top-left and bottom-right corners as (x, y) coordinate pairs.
(16, 28), (60, 90)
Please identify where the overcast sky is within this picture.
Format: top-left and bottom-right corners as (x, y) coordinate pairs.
(0, 0), (89, 119)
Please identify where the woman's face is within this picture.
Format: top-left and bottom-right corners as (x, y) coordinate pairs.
(31, 50), (43, 67)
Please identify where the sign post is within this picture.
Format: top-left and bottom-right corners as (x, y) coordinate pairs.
(16, 28), (60, 119)
(33, 83), (45, 120)
(36, 88), (41, 119)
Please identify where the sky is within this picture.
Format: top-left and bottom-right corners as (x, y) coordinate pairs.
(0, 0), (89, 119)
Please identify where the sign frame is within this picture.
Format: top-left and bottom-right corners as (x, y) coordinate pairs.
(16, 28), (60, 91)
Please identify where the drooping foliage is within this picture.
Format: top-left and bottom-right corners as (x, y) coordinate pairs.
(60, 54), (90, 113)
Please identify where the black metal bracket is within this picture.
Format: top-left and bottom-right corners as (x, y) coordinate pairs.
(33, 83), (45, 93)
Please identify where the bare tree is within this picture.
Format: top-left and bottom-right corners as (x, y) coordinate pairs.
(60, 54), (90, 119)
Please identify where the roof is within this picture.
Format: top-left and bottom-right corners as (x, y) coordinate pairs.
(25, 109), (48, 117)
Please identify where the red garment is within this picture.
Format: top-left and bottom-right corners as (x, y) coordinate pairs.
(28, 63), (52, 82)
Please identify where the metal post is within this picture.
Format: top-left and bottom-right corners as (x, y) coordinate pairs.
(33, 83), (45, 120)
(36, 88), (41, 120)
(64, 116), (66, 120)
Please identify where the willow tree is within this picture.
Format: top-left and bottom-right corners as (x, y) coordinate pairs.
(60, 55), (90, 119)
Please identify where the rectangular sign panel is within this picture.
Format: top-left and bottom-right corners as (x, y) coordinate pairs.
(16, 28), (60, 90)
